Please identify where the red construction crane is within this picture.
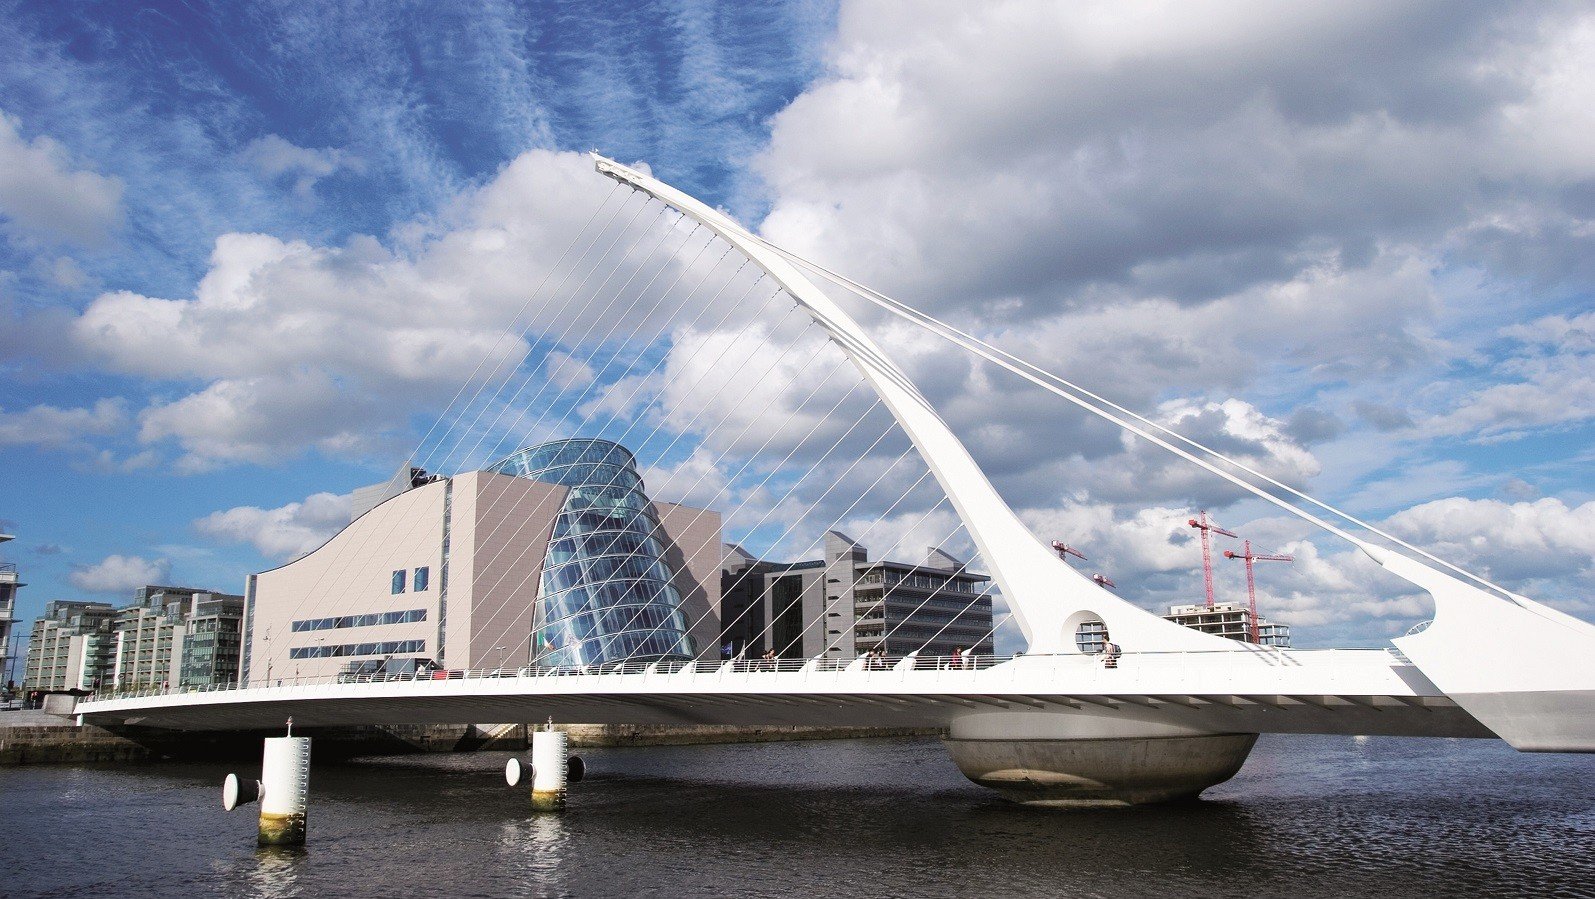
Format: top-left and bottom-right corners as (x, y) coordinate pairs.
(1092, 574), (1117, 589)
(1224, 540), (1294, 642)
(1050, 541), (1087, 564)
(1187, 511), (1237, 609)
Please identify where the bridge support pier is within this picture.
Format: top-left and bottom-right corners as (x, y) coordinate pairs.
(529, 728), (569, 811)
(224, 733), (311, 845)
(506, 726), (585, 811)
(944, 712), (1256, 807)
(257, 736), (312, 844)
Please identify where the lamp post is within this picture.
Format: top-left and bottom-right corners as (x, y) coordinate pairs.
(493, 644), (506, 676)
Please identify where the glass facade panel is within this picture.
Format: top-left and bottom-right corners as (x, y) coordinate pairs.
(413, 566), (430, 592)
(391, 570), (406, 594)
(486, 438), (694, 667)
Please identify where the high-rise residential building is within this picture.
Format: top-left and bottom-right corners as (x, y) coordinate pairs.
(110, 585), (245, 690)
(22, 586), (244, 693)
(23, 600), (117, 691)
(720, 531), (994, 661)
(0, 532), (21, 685)
(246, 438), (723, 684)
(180, 592), (246, 687)
(1163, 601), (1292, 648)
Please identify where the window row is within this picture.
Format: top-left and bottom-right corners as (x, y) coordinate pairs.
(546, 532), (666, 568)
(542, 578), (680, 619)
(532, 629), (692, 666)
(550, 507), (660, 540)
(288, 639), (426, 659)
(536, 602), (687, 641)
(390, 566), (431, 594)
(856, 572), (983, 593)
(292, 609), (428, 633)
(542, 553), (673, 591)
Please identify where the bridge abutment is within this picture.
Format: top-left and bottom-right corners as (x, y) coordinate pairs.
(944, 712), (1256, 807)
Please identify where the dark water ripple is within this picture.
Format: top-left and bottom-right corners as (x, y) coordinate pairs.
(2, 733), (1591, 898)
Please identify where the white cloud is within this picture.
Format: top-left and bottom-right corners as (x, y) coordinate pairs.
(1501, 311), (1595, 352)
(0, 110), (123, 246)
(760, 3), (1593, 311)
(741, 0), (1594, 504)
(0, 398), (127, 448)
(69, 554), (170, 593)
(70, 150), (723, 470)
(241, 134), (363, 200)
(1420, 312), (1595, 442)
(1386, 496), (1595, 584)
(195, 491), (353, 560)
(543, 350), (596, 390)
(32, 255), (91, 290)
(641, 446), (733, 510)
(80, 448), (159, 474)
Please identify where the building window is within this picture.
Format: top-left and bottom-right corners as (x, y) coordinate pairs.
(290, 609), (428, 632)
(1075, 619), (1108, 654)
(413, 566), (430, 592)
(288, 639), (425, 659)
(391, 570), (406, 594)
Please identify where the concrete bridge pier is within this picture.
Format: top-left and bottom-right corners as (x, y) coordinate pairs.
(506, 725), (585, 811)
(943, 711), (1257, 807)
(223, 730), (312, 845)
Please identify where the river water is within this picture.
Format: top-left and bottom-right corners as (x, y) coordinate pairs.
(3, 733), (1591, 898)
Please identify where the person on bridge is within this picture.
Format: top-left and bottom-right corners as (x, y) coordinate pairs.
(1101, 638), (1121, 669)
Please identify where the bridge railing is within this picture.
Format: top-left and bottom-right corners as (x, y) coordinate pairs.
(78, 647), (1411, 703)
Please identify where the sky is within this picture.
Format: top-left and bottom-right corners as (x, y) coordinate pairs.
(0, 0), (1591, 656)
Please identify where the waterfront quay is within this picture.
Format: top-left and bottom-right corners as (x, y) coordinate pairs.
(3, 733), (1591, 898)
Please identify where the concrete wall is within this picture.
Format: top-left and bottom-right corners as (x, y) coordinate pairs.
(452, 471), (567, 670)
(653, 502), (723, 657)
(0, 722), (157, 765)
(248, 480), (448, 684)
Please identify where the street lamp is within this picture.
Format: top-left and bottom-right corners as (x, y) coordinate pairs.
(492, 644), (506, 676)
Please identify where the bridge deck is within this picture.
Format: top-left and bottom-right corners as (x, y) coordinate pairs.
(77, 649), (1493, 739)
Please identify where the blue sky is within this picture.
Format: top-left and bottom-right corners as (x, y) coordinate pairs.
(1, 1), (1591, 653)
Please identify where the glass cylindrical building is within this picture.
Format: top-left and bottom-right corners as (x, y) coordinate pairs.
(486, 438), (695, 667)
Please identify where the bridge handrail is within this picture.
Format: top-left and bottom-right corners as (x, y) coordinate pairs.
(76, 647), (1411, 703)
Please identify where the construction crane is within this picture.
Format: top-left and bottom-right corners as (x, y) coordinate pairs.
(1092, 574), (1117, 589)
(1187, 511), (1237, 609)
(1224, 540), (1294, 642)
(1050, 541), (1087, 565)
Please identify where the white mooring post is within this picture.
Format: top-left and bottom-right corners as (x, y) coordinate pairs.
(505, 718), (583, 811)
(223, 717), (311, 846)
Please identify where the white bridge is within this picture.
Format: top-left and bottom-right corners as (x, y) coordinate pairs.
(79, 156), (1595, 806)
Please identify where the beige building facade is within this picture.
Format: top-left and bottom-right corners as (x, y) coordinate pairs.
(245, 446), (724, 685)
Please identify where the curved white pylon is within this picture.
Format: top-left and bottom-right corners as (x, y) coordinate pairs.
(593, 155), (1239, 655)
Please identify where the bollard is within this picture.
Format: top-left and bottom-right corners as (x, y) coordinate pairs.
(257, 735), (312, 845)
